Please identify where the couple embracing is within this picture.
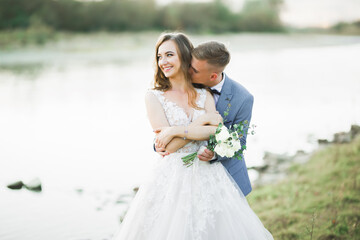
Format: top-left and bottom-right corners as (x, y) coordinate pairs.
(113, 33), (273, 240)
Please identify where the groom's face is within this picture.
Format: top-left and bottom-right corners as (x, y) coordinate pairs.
(190, 57), (212, 86)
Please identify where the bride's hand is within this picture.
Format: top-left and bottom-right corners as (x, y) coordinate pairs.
(154, 126), (175, 148)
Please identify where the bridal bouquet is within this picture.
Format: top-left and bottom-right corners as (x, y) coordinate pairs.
(182, 104), (255, 167)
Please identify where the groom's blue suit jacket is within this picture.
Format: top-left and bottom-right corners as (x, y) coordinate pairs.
(210, 74), (253, 196)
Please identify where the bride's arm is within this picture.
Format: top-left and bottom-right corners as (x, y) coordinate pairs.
(157, 91), (222, 152)
(161, 115), (210, 153)
(145, 91), (171, 133)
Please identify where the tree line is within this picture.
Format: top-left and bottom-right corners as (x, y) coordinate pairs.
(0, 0), (284, 33)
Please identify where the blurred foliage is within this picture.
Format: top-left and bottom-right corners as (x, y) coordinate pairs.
(0, 0), (284, 33)
(331, 20), (360, 35)
(0, 15), (55, 47)
(233, 0), (283, 32)
(248, 136), (360, 239)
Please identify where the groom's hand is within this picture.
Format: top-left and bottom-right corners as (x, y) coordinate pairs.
(198, 149), (215, 162)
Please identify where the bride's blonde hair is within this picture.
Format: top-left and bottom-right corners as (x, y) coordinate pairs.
(153, 32), (199, 109)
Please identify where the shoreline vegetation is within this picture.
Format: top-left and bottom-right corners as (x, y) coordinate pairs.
(0, 0), (359, 49)
(248, 125), (360, 240)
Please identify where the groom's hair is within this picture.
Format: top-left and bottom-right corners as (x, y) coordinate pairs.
(192, 41), (230, 69)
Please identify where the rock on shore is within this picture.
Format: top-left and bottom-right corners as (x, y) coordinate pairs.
(6, 178), (42, 192)
(7, 181), (24, 190)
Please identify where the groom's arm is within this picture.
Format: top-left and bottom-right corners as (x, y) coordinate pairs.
(210, 94), (254, 163)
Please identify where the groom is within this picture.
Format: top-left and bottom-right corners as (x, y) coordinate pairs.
(191, 41), (253, 196)
(157, 41), (254, 196)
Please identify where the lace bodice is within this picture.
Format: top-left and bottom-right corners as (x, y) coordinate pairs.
(150, 88), (207, 153)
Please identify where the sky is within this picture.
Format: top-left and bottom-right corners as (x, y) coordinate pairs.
(156, 0), (360, 28)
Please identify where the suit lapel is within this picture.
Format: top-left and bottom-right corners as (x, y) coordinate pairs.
(216, 75), (233, 119)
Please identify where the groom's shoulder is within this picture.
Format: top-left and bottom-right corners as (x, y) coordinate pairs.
(226, 75), (253, 99)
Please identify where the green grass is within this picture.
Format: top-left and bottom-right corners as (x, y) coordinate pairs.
(248, 137), (360, 240)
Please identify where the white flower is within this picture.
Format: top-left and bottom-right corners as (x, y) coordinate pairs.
(230, 139), (241, 152)
(215, 125), (230, 142)
(214, 142), (234, 158)
(214, 143), (228, 157)
(224, 147), (235, 158)
(213, 126), (243, 158)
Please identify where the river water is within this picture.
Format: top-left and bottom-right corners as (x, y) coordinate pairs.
(0, 32), (359, 239)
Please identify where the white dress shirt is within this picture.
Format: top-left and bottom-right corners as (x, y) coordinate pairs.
(210, 73), (226, 104)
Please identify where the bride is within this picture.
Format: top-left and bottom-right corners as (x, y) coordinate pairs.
(112, 33), (273, 240)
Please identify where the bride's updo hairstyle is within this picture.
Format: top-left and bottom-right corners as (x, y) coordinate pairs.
(153, 32), (199, 109)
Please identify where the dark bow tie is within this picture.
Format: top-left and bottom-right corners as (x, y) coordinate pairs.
(210, 88), (221, 95)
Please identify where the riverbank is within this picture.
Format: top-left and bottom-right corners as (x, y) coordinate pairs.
(252, 125), (360, 187)
(248, 130), (360, 240)
(1, 30), (360, 52)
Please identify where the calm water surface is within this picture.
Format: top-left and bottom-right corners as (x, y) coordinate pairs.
(1, 33), (360, 239)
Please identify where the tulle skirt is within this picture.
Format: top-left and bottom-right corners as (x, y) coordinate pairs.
(112, 153), (273, 240)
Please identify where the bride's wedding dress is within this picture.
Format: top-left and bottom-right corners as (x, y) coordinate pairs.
(113, 88), (273, 240)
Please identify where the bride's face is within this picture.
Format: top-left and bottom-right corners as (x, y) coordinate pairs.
(157, 40), (181, 79)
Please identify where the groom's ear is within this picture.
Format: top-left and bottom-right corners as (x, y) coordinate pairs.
(210, 73), (218, 81)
